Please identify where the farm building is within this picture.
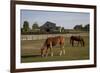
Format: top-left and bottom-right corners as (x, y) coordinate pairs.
(40, 21), (61, 33)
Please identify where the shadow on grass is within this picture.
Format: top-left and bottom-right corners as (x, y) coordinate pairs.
(21, 54), (41, 58)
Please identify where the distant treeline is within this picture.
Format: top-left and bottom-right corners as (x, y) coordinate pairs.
(21, 21), (89, 34)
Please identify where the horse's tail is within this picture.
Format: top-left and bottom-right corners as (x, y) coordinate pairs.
(81, 38), (85, 47)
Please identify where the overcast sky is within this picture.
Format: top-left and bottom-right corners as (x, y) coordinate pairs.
(21, 10), (90, 29)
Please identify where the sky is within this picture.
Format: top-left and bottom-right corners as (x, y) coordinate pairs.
(20, 10), (90, 29)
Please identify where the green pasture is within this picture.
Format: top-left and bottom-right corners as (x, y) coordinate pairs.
(21, 36), (89, 63)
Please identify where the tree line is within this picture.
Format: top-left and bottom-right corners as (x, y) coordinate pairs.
(74, 24), (89, 31)
(21, 21), (39, 32)
(21, 21), (89, 34)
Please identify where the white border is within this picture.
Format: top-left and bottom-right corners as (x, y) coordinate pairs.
(16, 4), (94, 69)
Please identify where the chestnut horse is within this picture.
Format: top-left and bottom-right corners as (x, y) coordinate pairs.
(41, 36), (65, 57)
(70, 36), (85, 47)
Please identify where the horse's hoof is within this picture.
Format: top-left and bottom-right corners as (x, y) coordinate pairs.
(41, 55), (44, 58)
(59, 53), (62, 56)
(51, 54), (53, 57)
(45, 55), (48, 58)
(51, 53), (53, 56)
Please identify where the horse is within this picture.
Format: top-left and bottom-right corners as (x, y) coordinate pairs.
(70, 35), (85, 47)
(41, 36), (65, 57)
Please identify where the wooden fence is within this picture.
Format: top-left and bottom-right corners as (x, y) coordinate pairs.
(21, 33), (88, 40)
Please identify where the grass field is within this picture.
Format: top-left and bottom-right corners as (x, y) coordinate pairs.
(21, 35), (89, 63)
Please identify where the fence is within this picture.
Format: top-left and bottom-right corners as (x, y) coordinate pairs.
(21, 33), (88, 40)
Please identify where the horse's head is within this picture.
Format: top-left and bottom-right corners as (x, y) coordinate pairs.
(40, 47), (44, 57)
(40, 46), (47, 57)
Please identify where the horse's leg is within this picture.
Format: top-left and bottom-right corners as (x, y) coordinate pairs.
(59, 48), (62, 56)
(81, 40), (84, 46)
(77, 41), (80, 46)
(50, 42), (53, 56)
(72, 40), (74, 46)
(41, 48), (44, 57)
(41, 48), (43, 57)
(59, 47), (65, 56)
(59, 43), (65, 56)
(71, 39), (74, 47)
(81, 41), (82, 46)
(83, 40), (85, 46)
(80, 40), (83, 47)
(62, 45), (65, 55)
(50, 47), (53, 56)
(59, 44), (62, 56)
(45, 48), (49, 57)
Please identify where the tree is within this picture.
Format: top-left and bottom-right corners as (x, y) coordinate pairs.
(61, 27), (65, 32)
(83, 24), (89, 31)
(21, 28), (23, 33)
(23, 21), (30, 32)
(32, 22), (39, 30)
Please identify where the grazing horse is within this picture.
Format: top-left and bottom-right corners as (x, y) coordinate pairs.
(70, 36), (85, 47)
(41, 36), (65, 57)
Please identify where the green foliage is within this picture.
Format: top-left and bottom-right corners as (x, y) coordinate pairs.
(73, 24), (89, 31)
(32, 22), (39, 30)
(23, 21), (30, 32)
(61, 27), (65, 32)
(21, 20), (89, 34)
(83, 24), (89, 31)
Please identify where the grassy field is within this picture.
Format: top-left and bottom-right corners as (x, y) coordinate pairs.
(21, 35), (89, 63)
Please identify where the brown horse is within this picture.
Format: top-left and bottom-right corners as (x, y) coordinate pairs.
(41, 36), (65, 57)
(70, 36), (85, 47)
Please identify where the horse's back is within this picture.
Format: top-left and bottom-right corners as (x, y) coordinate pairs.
(70, 36), (81, 40)
(45, 36), (64, 46)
